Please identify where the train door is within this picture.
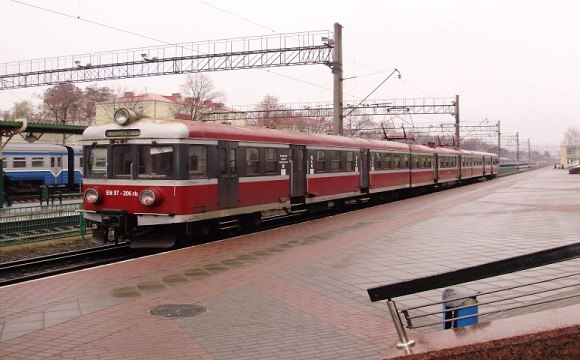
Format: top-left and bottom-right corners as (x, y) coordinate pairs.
(217, 141), (239, 209)
(62, 145), (75, 187)
(360, 149), (370, 192)
(434, 153), (440, 183)
(290, 145), (306, 197)
(483, 156), (489, 176)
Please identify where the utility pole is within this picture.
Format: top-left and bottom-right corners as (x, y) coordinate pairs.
(332, 22), (343, 135)
(516, 132), (520, 169)
(454, 95), (460, 148)
(528, 138), (531, 165)
(497, 121), (501, 160)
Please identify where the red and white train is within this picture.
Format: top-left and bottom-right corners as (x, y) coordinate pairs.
(82, 109), (499, 248)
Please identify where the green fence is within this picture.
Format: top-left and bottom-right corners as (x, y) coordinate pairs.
(0, 203), (87, 246)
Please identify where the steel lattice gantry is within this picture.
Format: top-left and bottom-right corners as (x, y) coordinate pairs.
(203, 97), (458, 122)
(0, 31), (333, 90)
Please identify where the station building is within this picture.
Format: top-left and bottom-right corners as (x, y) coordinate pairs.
(560, 145), (580, 168)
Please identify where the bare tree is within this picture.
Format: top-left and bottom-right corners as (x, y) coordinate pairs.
(43, 83), (84, 125)
(562, 127), (580, 145)
(82, 85), (113, 125)
(179, 74), (225, 121)
(11, 101), (36, 120)
(298, 115), (332, 134)
(343, 111), (376, 138)
(42, 83), (85, 143)
(248, 94), (292, 128)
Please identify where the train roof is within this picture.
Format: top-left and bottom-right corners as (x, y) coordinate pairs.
(83, 117), (497, 157)
(83, 118), (413, 151)
(2, 142), (81, 152)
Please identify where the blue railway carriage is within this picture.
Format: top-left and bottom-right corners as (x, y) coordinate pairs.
(2, 143), (83, 191)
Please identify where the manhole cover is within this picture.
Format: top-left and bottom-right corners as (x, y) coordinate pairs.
(150, 304), (206, 318)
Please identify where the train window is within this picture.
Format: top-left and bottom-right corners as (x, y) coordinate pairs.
(330, 151), (341, 172)
(412, 155), (419, 169)
(31, 157), (44, 167)
(373, 153), (381, 170)
(246, 147), (260, 176)
(87, 146), (107, 178)
(346, 152), (355, 171)
(1, 158), (6, 169)
(316, 151), (326, 173)
(111, 145), (133, 178)
(265, 148), (277, 174)
(13, 157), (26, 168)
(230, 149), (237, 175)
(219, 148), (227, 175)
(138, 145), (174, 179)
(385, 153), (393, 169)
(401, 154), (409, 169)
(188, 145), (207, 178)
(392, 154), (400, 169)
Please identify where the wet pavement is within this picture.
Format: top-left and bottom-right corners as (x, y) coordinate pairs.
(0, 167), (578, 359)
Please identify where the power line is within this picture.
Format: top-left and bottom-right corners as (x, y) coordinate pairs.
(10, 0), (171, 45)
(196, 0), (277, 34)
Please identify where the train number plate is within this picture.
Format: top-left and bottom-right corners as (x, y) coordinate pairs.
(105, 190), (139, 197)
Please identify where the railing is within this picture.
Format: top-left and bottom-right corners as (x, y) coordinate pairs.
(0, 203), (87, 246)
(366, 242), (580, 351)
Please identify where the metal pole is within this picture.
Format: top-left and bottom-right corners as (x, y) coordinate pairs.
(386, 300), (415, 350)
(516, 132), (520, 169)
(497, 121), (501, 160)
(454, 95), (460, 149)
(332, 22), (343, 136)
(0, 138), (4, 209)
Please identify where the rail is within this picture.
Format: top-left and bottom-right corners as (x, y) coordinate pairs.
(0, 202), (88, 246)
(366, 242), (580, 350)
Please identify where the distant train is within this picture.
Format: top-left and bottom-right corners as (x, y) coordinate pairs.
(2, 143), (83, 194)
(81, 109), (499, 248)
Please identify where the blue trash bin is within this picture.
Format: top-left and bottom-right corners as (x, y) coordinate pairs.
(442, 288), (479, 329)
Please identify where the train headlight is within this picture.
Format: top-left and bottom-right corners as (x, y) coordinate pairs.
(139, 189), (161, 206)
(84, 188), (101, 204)
(113, 108), (140, 126)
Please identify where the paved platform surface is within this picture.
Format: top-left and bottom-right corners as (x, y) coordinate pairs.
(0, 167), (578, 359)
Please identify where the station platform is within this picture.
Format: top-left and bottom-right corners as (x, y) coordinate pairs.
(0, 167), (578, 359)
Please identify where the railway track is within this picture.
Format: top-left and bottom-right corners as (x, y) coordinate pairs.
(0, 243), (153, 287)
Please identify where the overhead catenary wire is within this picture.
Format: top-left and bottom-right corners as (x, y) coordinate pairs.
(9, 0), (354, 98)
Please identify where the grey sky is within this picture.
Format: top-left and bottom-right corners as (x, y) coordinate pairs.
(1, 0), (578, 145)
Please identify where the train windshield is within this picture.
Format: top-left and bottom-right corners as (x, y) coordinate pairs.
(86, 146), (107, 178)
(111, 145), (133, 178)
(85, 144), (175, 179)
(138, 145), (174, 179)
